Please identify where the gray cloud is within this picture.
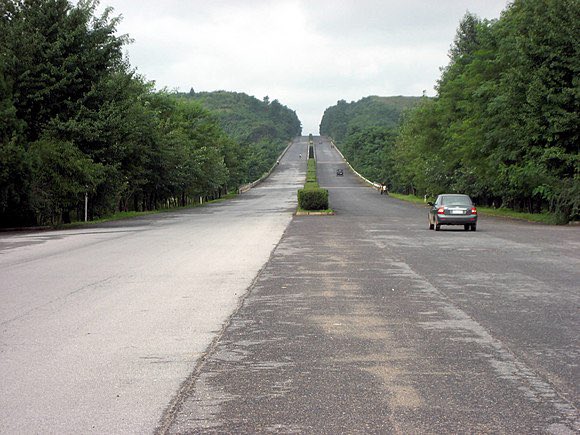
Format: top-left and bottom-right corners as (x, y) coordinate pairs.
(96, 0), (509, 133)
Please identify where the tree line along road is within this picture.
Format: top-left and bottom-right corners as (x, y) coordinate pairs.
(1, 137), (578, 433)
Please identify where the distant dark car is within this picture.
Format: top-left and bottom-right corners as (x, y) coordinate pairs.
(336, 169), (344, 176)
(428, 194), (477, 231)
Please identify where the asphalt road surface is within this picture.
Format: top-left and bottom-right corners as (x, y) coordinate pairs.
(0, 139), (307, 433)
(1, 137), (578, 434)
(162, 138), (579, 434)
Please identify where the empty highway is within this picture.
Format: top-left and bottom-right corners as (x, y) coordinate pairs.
(1, 137), (578, 434)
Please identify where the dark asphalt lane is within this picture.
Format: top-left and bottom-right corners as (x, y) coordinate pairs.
(162, 138), (579, 434)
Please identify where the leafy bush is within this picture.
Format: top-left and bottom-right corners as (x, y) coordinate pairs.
(298, 157), (329, 210)
(298, 187), (329, 210)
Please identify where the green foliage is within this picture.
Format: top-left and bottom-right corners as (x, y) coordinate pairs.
(395, 0), (579, 222)
(320, 96), (422, 143)
(179, 91), (302, 183)
(28, 138), (105, 224)
(0, 139), (32, 225)
(0, 0), (302, 227)
(0, 0), (127, 142)
(298, 187), (329, 211)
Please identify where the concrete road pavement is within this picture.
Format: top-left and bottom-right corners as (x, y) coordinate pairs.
(0, 139), (307, 433)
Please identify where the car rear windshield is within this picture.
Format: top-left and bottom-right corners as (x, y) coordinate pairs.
(441, 196), (472, 206)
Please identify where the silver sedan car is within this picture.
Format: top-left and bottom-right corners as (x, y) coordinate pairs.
(428, 194), (478, 231)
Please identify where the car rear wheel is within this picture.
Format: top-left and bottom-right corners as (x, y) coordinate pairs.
(464, 224), (470, 231)
(435, 223), (441, 231)
(471, 224), (477, 231)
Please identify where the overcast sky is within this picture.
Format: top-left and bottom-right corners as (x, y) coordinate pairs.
(96, 0), (510, 134)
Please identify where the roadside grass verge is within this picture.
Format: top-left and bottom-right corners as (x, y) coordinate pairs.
(476, 207), (558, 224)
(389, 192), (427, 205)
(59, 192), (239, 229)
(389, 193), (560, 224)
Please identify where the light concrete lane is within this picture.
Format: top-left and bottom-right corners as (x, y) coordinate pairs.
(0, 138), (308, 433)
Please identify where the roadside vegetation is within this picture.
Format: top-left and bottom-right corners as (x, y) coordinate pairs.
(321, 0), (579, 224)
(0, 0), (301, 228)
(320, 96), (421, 184)
(178, 91), (301, 182)
(60, 192), (239, 229)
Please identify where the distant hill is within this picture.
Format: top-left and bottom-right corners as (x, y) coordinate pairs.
(318, 95), (424, 186)
(319, 96), (422, 142)
(181, 90), (301, 146)
(178, 90), (302, 181)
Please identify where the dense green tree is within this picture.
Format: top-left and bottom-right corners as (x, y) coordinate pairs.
(487, 0), (579, 217)
(395, 1), (579, 221)
(181, 90), (301, 184)
(320, 96), (421, 143)
(1, 1), (302, 227)
(394, 98), (446, 195)
(1, 0), (127, 142)
(28, 138), (104, 224)
(322, 1), (578, 222)
(0, 139), (31, 225)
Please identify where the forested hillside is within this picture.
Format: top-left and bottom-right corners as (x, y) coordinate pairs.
(320, 96), (421, 143)
(319, 96), (422, 183)
(323, 0), (579, 223)
(0, 1), (300, 227)
(180, 91), (301, 181)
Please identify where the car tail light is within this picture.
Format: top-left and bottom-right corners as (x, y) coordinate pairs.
(437, 207), (445, 215)
(471, 207), (477, 214)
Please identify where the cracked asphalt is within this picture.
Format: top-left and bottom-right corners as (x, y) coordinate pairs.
(162, 139), (579, 434)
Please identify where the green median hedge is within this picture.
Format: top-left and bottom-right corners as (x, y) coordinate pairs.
(298, 156), (329, 211)
(298, 185), (329, 210)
